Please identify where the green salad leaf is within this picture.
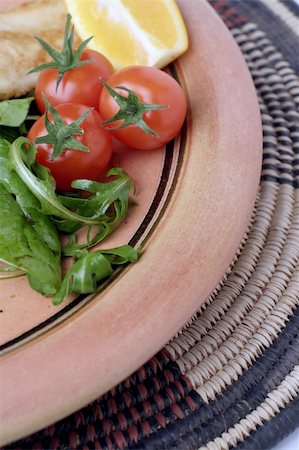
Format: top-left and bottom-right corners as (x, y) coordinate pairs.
(53, 246), (141, 305)
(0, 97), (34, 127)
(58, 168), (134, 256)
(0, 137), (141, 304)
(0, 264), (24, 279)
(9, 136), (100, 222)
(0, 141), (61, 295)
(0, 98), (35, 143)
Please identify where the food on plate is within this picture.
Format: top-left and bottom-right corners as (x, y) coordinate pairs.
(31, 14), (114, 112)
(64, 0), (189, 69)
(27, 99), (113, 192)
(0, 134), (139, 304)
(99, 66), (187, 150)
(0, 1), (188, 304)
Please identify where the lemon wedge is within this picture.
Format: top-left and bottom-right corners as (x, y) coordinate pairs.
(64, 0), (188, 69)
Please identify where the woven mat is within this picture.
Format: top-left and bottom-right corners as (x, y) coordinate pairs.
(5, 1), (299, 449)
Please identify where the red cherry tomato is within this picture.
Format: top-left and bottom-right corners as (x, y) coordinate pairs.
(35, 49), (114, 113)
(98, 66), (187, 150)
(27, 103), (112, 192)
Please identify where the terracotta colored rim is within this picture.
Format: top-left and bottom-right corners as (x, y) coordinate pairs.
(0, 0), (262, 445)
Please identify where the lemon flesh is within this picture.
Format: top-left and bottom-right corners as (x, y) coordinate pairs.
(64, 0), (189, 69)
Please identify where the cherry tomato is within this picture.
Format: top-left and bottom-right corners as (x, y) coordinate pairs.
(35, 49), (114, 113)
(27, 103), (112, 192)
(98, 66), (187, 150)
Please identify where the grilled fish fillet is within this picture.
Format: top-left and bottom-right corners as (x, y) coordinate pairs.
(0, 0), (73, 100)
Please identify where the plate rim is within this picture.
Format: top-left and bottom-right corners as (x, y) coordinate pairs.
(0, 0), (263, 445)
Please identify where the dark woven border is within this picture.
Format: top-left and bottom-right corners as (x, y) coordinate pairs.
(282, 0), (299, 17)
(215, 0), (299, 74)
(235, 396), (299, 450)
(130, 308), (299, 450)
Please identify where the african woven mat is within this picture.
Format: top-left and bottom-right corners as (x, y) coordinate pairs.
(4, 1), (299, 449)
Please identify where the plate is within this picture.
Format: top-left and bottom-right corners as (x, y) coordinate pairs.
(0, 0), (263, 445)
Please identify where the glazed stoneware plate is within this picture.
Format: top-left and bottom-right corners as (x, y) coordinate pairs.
(0, 0), (263, 445)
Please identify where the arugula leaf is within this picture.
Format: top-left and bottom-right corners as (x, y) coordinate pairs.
(53, 245), (141, 305)
(9, 137), (102, 223)
(1, 137), (141, 303)
(0, 140), (61, 255)
(0, 97), (34, 127)
(57, 168), (134, 255)
(0, 264), (24, 279)
(10, 138), (135, 255)
(0, 184), (61, 296)
(0, 126), (22, 143)
(0, 138), (61, 295)
(0, 97), (34, 142)
(100, 245), (142, 265)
